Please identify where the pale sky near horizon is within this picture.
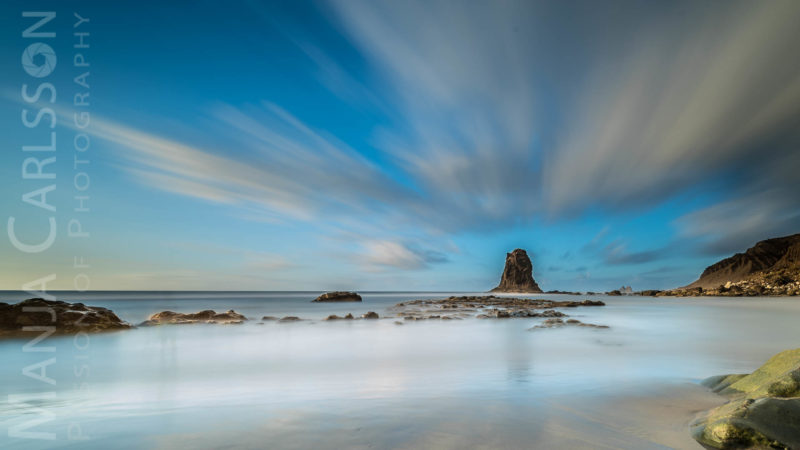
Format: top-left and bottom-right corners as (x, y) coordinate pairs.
(1, 0), (799, 292)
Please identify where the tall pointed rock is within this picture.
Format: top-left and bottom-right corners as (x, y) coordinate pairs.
(491, 249), (542, 293)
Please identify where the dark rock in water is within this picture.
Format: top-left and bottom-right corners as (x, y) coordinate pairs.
(141, 309), (247, 326)
(0, 298), (132, 337)
(323, 314), (343, 321)
(636, 290), (662, 296)
(606, 290), (622, 296)
(312, 291), (362, 302)
(261, 316), (279, 321)
(545, 290), (581, 295)
(490, 249), (543, 293)
(278, 316), (302, 322)
(692, 348), (800, 449)
(362, 311), (379, 319)
(344, 313), (354, 320)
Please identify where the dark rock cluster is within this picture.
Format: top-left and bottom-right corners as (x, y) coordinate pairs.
(312, 291), (362, 302)
(0, 298), (132, 337)
(140, 309), (247, 326)
(390, 295), (605, 324)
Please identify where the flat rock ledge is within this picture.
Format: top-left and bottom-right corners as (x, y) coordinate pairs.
(139, 310), (247, 326)
(389, 295), (604, 321)
(0, 298), (132, 337)
(691, 348), (800, 449)
(312, 291), (362, 302)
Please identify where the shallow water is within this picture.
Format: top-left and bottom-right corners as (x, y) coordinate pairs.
(1, 292), (798, 449)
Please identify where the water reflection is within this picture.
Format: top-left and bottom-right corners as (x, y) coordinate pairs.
(0, 293), (798, 448)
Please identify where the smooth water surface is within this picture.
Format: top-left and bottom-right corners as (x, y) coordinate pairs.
(1, 292), (798, 449)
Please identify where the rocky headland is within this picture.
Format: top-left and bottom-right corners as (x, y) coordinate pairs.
(691, 348), (800, 449)
(0, 298), (132, 337)
(312, 291), (362, 302)
(490, 249), (543, 293)
(653, 233), (800, 297)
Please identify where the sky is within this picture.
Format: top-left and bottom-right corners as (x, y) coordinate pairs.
(0, 0), (799, 291)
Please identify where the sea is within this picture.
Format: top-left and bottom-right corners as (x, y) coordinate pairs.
(1, 291), (799, 449)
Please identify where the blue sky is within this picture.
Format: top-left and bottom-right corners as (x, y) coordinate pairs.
(1, 0), (799, 291)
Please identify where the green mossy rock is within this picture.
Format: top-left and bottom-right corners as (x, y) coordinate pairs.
(692, 349), (800, 449)
(721, 349), (800, 398)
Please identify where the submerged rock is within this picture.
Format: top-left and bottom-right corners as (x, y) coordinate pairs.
(362, 311), (379, 319)
(692, 348), (800, 449)
(278, 316), (302, 322)
(391, 296), (604, 321)
(0, 298), (132, 337)
(140, 309), (247, 326)
(529, 318), (609, 330)
(312, 291), (362, 302)
(490, 249), (543, 293)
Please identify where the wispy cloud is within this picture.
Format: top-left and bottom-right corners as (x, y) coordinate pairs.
(360, 240), (449, 271)
(325, 0), (800, 243)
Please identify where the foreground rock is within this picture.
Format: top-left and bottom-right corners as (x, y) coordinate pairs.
(0, 298), (132, 337)
(659, 233), (800, 296)
(140, 310), (247, 326)
(312, 291), (362, 302)
(491, 249), (543, 293)
(691, 348), (800, 449)
(390, 295), (603, 321)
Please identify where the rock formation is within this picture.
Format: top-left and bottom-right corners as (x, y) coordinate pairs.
(490, 249), (543, 293)
(312, 291), (362, 302)
(390, 295), (603, 320)
(692, 348), (800, 449)
(139, 309), (247, 326)
(687, 233), (800, 290)
(0, 298), (132, 337)
(658, 233), (800, 296)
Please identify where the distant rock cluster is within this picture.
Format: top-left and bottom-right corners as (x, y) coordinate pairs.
(606, 286), (633, 296)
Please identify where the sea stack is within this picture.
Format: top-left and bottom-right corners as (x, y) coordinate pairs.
(491, 249), (543, 293)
